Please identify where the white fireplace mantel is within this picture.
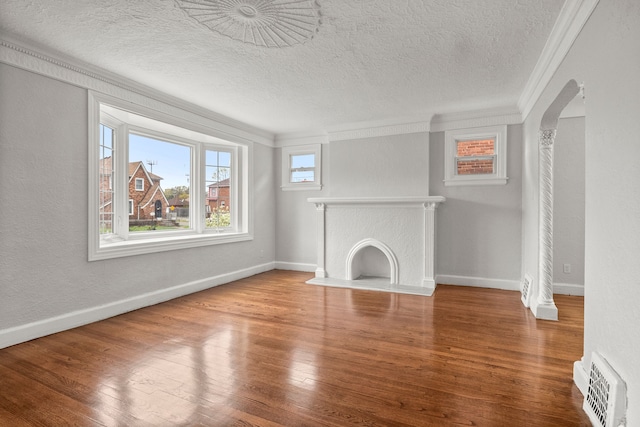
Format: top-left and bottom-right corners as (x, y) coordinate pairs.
(308, 196), (445, 207)
(307, 196), (445, 296)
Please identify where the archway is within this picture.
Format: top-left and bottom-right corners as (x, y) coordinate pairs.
(532, 79), (582, 320)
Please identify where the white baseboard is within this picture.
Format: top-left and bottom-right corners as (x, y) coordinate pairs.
(436, 274), (520, 291)
(0, 262), (275, 350)
(573, 358), (588, 396)
(274, 261), (316, 272)
(554, 282), (584, 296)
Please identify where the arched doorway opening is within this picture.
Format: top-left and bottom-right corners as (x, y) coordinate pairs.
(531, 79), (583, 320)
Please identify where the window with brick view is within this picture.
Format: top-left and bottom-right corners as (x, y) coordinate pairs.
(444, 125), (507, 186)
(456, 139), (495, 175)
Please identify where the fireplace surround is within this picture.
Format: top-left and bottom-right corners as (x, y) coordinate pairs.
(307, 196), (445, 296)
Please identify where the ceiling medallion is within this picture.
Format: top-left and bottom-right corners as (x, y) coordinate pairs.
(175, 0), (321, 48)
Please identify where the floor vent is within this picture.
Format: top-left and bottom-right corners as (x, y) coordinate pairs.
(520, 274), (532, 307)
(583, 352), (627, 427)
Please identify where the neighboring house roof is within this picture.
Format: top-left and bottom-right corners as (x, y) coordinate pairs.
(166, 195), (189, 207)
(128, 161), (162, 183)
(208, 178), (230, 188)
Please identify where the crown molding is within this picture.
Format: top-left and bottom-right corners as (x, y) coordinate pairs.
(0, 35), (275, 146)
(430, 107), (522, 132)
(327, 121), (430, 142)
(518, 0), (599, 121)
(274, 132), (329, 148)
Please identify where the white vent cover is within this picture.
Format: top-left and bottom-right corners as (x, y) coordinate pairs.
(584, 352), (627, 427)
(520, 274), (532, 307)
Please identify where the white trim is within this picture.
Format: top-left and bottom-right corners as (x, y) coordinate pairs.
(274, 261), (316, 272)
(274, 133), (329, 148)
(553, 282), (584, 296)
(436, 274), (520, 291)
(430, 108), (522, 132)
(518, 0), (600, 120)
(0, 262), (275, 350)
(328, 121), (430, 142)
(573, 358), (589, 396)
(0, 36), (274, 147)
(444, 125), (508, 186)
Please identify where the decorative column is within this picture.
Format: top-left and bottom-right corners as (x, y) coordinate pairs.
(535, 129), (558, 320)
(422, 202), (438, 295)
(314, 202), (326, 278)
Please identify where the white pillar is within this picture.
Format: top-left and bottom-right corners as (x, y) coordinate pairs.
(422, 202), (438, 295)
(314, 202), (326, 278)
(533, 129), (558, 320)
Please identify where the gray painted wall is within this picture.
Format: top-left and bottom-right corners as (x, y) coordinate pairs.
(553, 116), (585, 289)
(0, 64), (276, 336)
(329, 132), (430, 198)
(430, 125), (522, 286)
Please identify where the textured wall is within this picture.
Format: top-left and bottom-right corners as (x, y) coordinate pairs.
(0, 64), (275, 334)
(329, 133), (430, 198)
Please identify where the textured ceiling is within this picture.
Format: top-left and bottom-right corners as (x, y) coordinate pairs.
(0, 0), (564, 136)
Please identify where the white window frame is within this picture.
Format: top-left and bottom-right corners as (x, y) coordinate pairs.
(281, 144), (322, 191)
(444, 125), (508, 186)
(134, 178), (144, 191)
(88, 91), (252, 261)
(128, 199), (133, 216)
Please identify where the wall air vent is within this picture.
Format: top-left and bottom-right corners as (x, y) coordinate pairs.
(583, 352), (627, 427)
(520, 274), (532, 307)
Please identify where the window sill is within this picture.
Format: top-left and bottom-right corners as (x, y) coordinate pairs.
(281, 184), (322, 191)
(444, 176), (508, 187)
(90, 231), (253, 261)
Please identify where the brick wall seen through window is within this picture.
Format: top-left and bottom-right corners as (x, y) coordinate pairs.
(456, 139), (495, 175)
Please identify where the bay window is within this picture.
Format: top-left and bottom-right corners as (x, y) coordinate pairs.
(89, 91), (251, 261)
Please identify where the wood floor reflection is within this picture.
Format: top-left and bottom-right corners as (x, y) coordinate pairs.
(0, 270), (590, 426)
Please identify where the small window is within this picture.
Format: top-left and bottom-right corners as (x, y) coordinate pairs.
(444, 125), (508, 186)
(135, 178), (144, 191)
(128, 199), (133, 215)
(281, 144), (322, 191)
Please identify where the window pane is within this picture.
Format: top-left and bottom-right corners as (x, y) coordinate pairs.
(456, 158), (495, 175)
(290, 153), (315, 183)
(456, 139), (494, 156)
(128, 133), (191, 232)
(291, 153), (314, 169)
(99, 124), (114, 235)
(456, 139), (495, 175)
(205, 149), (232, 230)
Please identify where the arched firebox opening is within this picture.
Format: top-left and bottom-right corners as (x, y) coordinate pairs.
(346, 238), (399, 285)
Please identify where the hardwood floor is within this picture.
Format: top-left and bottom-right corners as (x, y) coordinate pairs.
(0, 270), (590, 426)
